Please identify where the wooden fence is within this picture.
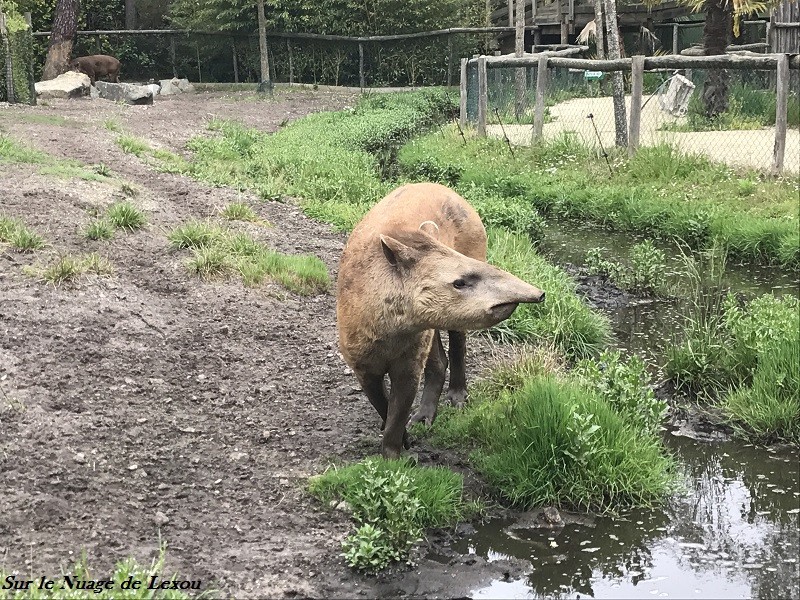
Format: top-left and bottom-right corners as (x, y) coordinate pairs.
(464, 51), (800, 175)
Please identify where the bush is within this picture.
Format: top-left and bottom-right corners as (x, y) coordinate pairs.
(309, 457), (473, 572)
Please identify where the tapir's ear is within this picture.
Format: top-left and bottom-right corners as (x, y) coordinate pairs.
(380, 235), (416, 268)
(418, 220), (440, 240)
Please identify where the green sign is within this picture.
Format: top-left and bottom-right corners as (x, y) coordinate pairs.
(584, 70), (604, 80)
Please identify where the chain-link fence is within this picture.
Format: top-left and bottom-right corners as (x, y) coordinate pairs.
(28, 28), (526, 87)
(0, 11), (36, 104)
(467, 52), (800, 175)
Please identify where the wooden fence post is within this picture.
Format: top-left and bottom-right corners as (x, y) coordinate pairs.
(231, 38), (239, 83)
(24, 12), (36, 105)
(459, 57), (468, 128)
(532, 54), (548, 141)
(772, 53), (789, 175)
(0, 12), (15, 104)
(493, 50), (501, 89)
(170, 36), (177, 78)
(628, 54), (645, 156)
(477, 56), (488, 137)
(287, 38), (294, 84)
(359, 42), (365, 90)
(447, 34), (453, 87)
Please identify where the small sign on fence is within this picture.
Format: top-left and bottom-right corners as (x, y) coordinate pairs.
(584, 70), (604, 80)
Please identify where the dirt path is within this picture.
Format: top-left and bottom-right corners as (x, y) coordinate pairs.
(488, 95), (800, 174)
(0, 90), (526, 598)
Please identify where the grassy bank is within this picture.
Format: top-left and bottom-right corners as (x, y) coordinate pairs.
(666, 290), (800, 444)
(398, 130), (800, 269)
(423, 348), (676, 511)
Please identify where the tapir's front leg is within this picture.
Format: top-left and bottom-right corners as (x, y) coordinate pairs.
(382, 338), (430, 458)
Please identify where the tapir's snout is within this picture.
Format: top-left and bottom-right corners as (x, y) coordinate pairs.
(485, 277), (545, 324)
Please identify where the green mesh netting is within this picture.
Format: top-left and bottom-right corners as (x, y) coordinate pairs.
(0, 10), (35, 104)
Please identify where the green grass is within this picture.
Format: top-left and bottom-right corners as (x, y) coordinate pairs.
(0, 216), (45, 252)
(35, 253), (116, 285)
(220, 202), (259, 222)
(41, 255), (84, 285)
(169, 221), (329, 295)
(106, 202), (146, 231)
(486, 228), (611, 358)
(723, 335), (799, 444)
(425, 350), (677, 511)
(0, 134), (114, 182)
(0, 544), (208, 599)
(116, 134), (151, 157)
(398, 130), (800, 269)
(84, 219), (115, 241)
(103, 118), (122, 132)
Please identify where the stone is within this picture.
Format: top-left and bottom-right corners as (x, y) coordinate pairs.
(94, 81), (154, 105)
(158, 77), (195, 96)
(34, 72), (90, 99)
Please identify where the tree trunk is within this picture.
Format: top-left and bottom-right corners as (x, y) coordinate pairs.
(515, 0), (526, 120)
(603, 0), (627, 147)
(125, 0), (136, 30)
(256, 0), (272, 95)
(594, 0), (605, 59)
(42, 0), (80, 81)
(702, 0), (731, 118)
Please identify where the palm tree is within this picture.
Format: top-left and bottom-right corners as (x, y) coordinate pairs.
(678, 0), (771, 118)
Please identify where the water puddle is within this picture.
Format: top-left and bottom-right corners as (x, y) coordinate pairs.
(460, 221), (799, 598)
(462, 435), (799, 599)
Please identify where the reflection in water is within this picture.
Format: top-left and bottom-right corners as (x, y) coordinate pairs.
(463, 437), (799, 599)
(464, 222), (799, 599)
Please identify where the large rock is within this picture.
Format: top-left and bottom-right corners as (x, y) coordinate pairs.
(34, 72), (90, 99)
(94, 81), (153, 105)
(158, 78), (195, 95)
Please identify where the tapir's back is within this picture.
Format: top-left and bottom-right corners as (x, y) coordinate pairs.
(347, 182), (487, 262)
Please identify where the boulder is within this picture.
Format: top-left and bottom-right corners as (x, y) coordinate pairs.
(34, 72), (90, 99)
(145, 83), (161, 97)
(158, 78), (195, 95)
(94, 81), (153, 105)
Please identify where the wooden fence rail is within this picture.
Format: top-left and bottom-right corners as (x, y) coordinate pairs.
(465, 50), (799, 175)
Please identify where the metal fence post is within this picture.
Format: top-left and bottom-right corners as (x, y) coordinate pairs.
(24, 12), (36, 105)
(359, 41), (365, 90)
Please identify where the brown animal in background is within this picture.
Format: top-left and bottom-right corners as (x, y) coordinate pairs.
(336, 182), (545, 458)
(69, 55), (121, 85)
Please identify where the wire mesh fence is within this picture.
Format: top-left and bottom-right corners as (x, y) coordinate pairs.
(468, 55), (800, 175)
(0, 11), (36, 104)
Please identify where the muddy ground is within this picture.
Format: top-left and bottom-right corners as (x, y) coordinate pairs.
(0, 89), (533, 598)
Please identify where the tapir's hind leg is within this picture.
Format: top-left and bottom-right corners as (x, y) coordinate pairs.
(408, 330), (447, 427)
(359, 372), (389, 427)
(446, 330), (468, 407)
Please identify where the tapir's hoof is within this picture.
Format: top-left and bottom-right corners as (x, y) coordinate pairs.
(447, 388), (468, 408)
(408, 407), (437, 428)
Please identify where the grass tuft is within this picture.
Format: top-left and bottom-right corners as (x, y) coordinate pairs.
(187, 246), (230, 279)
(220, 202), (258, 222)
(0, 216), (45, 252)
(42, 255), (83, 285)
(84, 220), (115, 241)
(106, 202), (146, 231)
(116, 134), (151, 157)
(426, 350), (677, 511)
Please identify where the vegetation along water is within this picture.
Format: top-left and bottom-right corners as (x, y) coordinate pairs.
(162, 90), (797, 590)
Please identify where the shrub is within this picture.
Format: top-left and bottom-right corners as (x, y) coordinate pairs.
(309, 457), (472, 572)
(585, 240), (667, 295)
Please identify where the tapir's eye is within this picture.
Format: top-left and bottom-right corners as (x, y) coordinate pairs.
(453, 278), (467, 289)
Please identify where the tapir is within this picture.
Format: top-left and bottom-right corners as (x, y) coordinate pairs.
(69, 55), (121, 85)
(336, 182), (545, 458)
